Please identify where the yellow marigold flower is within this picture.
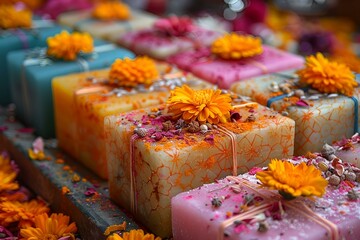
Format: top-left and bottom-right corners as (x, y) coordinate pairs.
(20, 213), (77, 240)
(0, 154), (19, 193)
(47, 31), (94, 61)
(93, 1), (130, 20)
(256, 159), (328, 199)
(0, 199), (49, 227)
(108, 57), (159, 87)
(0, 5), (32, 29)
(167, 85), (233, 124)
(297, 53), (357, 97)
(107, 229), (161, 240)
(211, 33), (263, 60)
(28, 149), (46, 160)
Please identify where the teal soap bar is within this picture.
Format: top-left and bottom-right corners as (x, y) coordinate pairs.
(8, 39), (135, 138)
(0, 23), (68, 106)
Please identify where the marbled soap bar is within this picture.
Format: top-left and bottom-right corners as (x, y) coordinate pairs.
(334, 133), (360, 168)
(172, 161), (360, 240)
(8, 40), (134, 138)
(105, 104), (295, 237)
(53, 66), (210, 179)
(230, 72), (360, 155)
(115, 27), (221, 60)
(58, 9), (157, 40)
(0, 22), (67, 106)
(167, 46), (304, 89)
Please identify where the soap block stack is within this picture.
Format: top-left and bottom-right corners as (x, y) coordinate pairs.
(8, 39), (134, 138)
(172, 152), (360, 240)
(104, 100), (295, 237)
(58, 8), (158, 40)
(230, 72), (360, 155)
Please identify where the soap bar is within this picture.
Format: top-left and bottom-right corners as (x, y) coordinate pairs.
(172, 160), (360, 240)
(0, 22), (67, 106)
(230, 72), (360, 155)
(105, 103), (295, 237)
(115, 27), (221, 60)
(168, 46), (304, 89)
(58, 9), (157, 40)
(53, 66), (210, 179)
(8, 40), (135, 138)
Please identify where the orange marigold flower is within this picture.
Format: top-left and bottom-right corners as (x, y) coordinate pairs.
(0, 154), (19, 193)
(107, 229), (161, 240)
(211, 33), (263, 60)
(167, 85), (233, 124)
(256, 159), (328, 199)
(47, 31), (94, 61)
(0, 199), (49, 227)
(20, 213), (77, 240)
(297, 53), (357, 96)
(93, 1), (130, 20)
(0, 5), (32, 29)
(108, 57), (159, 87)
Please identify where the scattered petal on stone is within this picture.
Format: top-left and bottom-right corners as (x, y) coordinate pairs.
(62, 186), (71, 195)
(84, 187), (97, 197)
(104, 221), (127, 236)
(295, 99), (309, 107)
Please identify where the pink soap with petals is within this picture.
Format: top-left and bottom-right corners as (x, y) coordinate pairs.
(168, 46), (304, 89)
(115, 16), (222, 60)
(172, 158), (360, 240)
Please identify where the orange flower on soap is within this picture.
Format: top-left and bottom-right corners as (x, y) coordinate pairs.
(211, 33), (263, 60)
(107, 229), (161, 240)
(167, 85), (233, 124)
(109, 57), (159, 87)
(93, 1), (130, 20)
(20, 213), (77, 240)
(0, 154), (19, 193)
(0, 199), (49, 227)
(297, 53), (357, 96)
(47, 31), (94, 61)
(0, 5), (32, 29)
(256, 159), (328, 199)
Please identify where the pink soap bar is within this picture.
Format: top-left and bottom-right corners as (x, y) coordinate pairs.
(335, 133), (360, 168)
(168, 46), (304, 89)
(172, 160), (360, 240)
(117, 27), (221, 60)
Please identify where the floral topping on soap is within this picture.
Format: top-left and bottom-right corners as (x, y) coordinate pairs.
(211, 33), (263, 60)
(106, 229), (161, 240)
(154, 16), (194, 37)
(0, 5), (32, 29)
(256, 159), (328, 199)
(108, 57), (159, 87)
(297, 53), (357, 96)
(92, 1), (130, 20)
(47, 31), (94, 61)
(167, 85), (233, 124)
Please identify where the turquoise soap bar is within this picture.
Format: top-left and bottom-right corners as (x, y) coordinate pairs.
(0, 23), (68, 106)
(8, 39), (135, 138)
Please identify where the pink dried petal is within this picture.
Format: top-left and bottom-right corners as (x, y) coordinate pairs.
(17, 127), (34, 133)
(249, 167), (262, 175)
(295, 99), (310, 107)
(32, 137), (44, 153)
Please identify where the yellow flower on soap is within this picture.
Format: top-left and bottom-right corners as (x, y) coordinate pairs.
(47, 31), (94, 61)
(0, 154), (19, 193)
(211, 33), (263, 60)
(109, 57), (159, 87)
(93, 1), (130, 20)
(0, 5), (32, 29)
(297, 53), (357, 96)
(167, 85), (233, 124)
(20, 213), (77, 240)
(256, 159), (328, 199)
(107, 229), (161, 240)
(0, 199), (49, 227)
